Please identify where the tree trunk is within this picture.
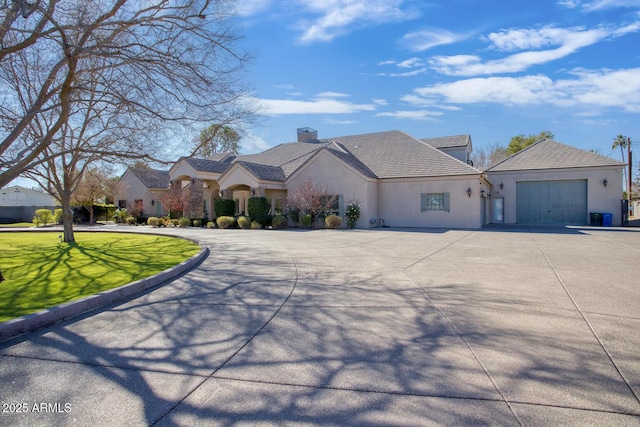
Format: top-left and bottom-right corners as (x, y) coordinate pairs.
(60, 194), (75, 243)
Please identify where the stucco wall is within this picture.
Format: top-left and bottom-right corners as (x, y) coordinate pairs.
(287, 151), (377, 228)
(377, 176), (482, 229)
(486, 167), (624, 225)
(114, 171), (167, 217)
(0, 186), (57, 206)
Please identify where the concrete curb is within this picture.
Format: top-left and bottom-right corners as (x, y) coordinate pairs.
(0, 244), (209, 343)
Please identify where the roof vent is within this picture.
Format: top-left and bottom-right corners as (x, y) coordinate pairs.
(297, 127), (318, 142)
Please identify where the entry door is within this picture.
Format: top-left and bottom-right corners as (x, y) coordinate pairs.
(493, 197), (504, 223)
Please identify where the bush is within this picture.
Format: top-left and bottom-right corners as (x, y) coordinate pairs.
(325, 214), (343, 229)
(215, 198), (236, 217)
(115, 208), (129, 224)
(125, 216), (136, 225)
(247, 197), (270, 226)
(271, 215), (287, 229)
(193, 219), (202, 227)
(216, 216), (235, 229)
(288, 209), (300, 223)
(345, 201), (361, 228)
(300, 214), (312, 228)
(251, 221), (262, 229)
(54, 208), (63, 224)
(33, 209), (53, 227)
(179, 217), (191, 227)
(158, 217), (166, 227)
(147, 217), (159, 227)
(207, 221), (215, 229)
(237, 215), (251, 229)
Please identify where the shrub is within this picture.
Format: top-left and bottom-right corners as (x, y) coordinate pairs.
(215, 198), (236, 217)
(325, 214), (343, 229)
(251, 221), (262, 229)
(247, 197), (270, 226)
(125, 216), (136, 225)
(237, 216), (251, 229)
(216, 216), (235, 229)
(33, 209), (53, 227)
(345, 201), (361, 228)
(271, 215), (287, 229)
(54, 208), (63, 224)
(170, 219), (180, 227)
(288, 209), (300, 223)
(179, 217), (191, 227)
(158, 217), (166, 227)
(300, 213), (312, 228)
(147, 217), (159, 227)
(115, 208), (129, 223)
(193, 219), (202, 227)
(206, 221), (215, 229)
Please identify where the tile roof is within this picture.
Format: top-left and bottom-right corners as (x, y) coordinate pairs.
(421, 134), (471, 149)
(206, 152), (236, 162)
(236, 141), (328, 178)
(487, 139), (624, 172)
(234, 161), (286, 181)
(131, 168), (169, 188)
(185, 158), (232, 174)
(326, 130), (480, 178)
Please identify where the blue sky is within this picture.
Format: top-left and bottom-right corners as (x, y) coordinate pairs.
(236, 0), (640, 166)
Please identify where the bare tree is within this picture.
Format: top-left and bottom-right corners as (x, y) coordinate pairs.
(160, 183), (187, 218)
(1, 0), (253, 187)
(287, 177), (337, 227)
(471, 142), (508, 170)
(73, 167), (112, 224)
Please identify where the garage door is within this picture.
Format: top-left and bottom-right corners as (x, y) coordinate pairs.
(516, 180), (587, 225)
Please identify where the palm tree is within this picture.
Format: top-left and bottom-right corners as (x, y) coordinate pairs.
(613, 135), (628, 194)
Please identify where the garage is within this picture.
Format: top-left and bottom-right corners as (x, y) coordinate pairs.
(516, 180), (587, 225)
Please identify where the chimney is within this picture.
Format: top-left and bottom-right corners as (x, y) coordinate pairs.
(297, 127), (318, 142)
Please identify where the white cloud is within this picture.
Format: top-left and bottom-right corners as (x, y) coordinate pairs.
(405, 67), (640, 113)
(252, 95), (377, 115)
(377, 68), (428, 78)
(235, 0), (273, 17)
(376, 110), (443, 121)
(397, 57), (424, 68)
(241, 133), (273, 154)
(296, 0), (419, 43)
(373, 99), (388, 105)
(430, 23), (640, 76)
(398, 28), (468, 52)
(558, 0), (640, 11)
(316, 91), (350, 98)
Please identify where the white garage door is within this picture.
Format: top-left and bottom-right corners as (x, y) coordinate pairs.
(516, 180), (587, 225)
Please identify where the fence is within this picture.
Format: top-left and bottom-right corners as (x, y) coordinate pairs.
(0, 206), (60, 223)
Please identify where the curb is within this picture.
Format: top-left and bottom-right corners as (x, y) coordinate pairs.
(0, 244), (209, 343)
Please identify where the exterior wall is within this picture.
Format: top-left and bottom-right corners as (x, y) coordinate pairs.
(377, 176), (483, 229)
(114, 171), (167, 218)
(486, 167), (624, 225)
(287, 151), (377, 228)
(218, 165), (260, 190)
(439, 147), (468, 164)
(0, 186), (57, 206)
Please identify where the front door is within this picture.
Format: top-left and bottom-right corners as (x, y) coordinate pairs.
(493, 197), (504, 223)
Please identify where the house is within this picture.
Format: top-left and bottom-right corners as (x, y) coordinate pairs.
(116, 129), (625, 229)
(113, 168), (170, 218)
(485, 139), (625, 226)
(168, 128), (487, 229)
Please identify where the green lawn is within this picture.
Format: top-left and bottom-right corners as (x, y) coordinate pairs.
(0, 232), (200, 322)
(0, 222), (34, 228)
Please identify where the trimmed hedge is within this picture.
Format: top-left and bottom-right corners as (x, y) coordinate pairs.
(247, 197), (270, 226)
(237, 216), (251, 229)
(272, 215), (287, 229)
(216, 216), (235, 229)
(325, 214), (343, 229)
(215, 198), (236, 217)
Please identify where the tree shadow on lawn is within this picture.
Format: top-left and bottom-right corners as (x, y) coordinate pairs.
(0, 238), (639, 425)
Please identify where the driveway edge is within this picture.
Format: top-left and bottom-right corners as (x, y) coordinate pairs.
(0, 244), (209, 343)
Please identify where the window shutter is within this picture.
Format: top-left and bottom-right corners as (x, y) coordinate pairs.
(338, 194), (344, 216)
(420, 193), (427, 212)
(444, 192), (450, 212)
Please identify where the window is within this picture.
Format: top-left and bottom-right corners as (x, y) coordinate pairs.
(270, 197), (284, 215)
(118, 200), (127, 208)
(421, 193), (450, 212)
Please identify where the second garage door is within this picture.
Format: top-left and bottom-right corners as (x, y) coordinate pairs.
(516, 180), (587, 225)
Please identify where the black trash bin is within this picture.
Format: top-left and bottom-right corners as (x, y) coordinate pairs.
(590, 212), (602, 226)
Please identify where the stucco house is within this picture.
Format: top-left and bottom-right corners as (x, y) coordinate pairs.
(113, 168), (170, 218)
(115, 128), (625, 229)
(485, 139), (625, 226)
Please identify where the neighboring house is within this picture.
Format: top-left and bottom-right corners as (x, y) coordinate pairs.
(0, 185), (58, 223)
(0, 185), (57, 206)
(485, 139), (625, 226)
(116, 129), (626, 229)
(113, 168), (170, 218)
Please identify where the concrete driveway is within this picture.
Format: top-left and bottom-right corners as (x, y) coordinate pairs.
(1, 226), (639, 426)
